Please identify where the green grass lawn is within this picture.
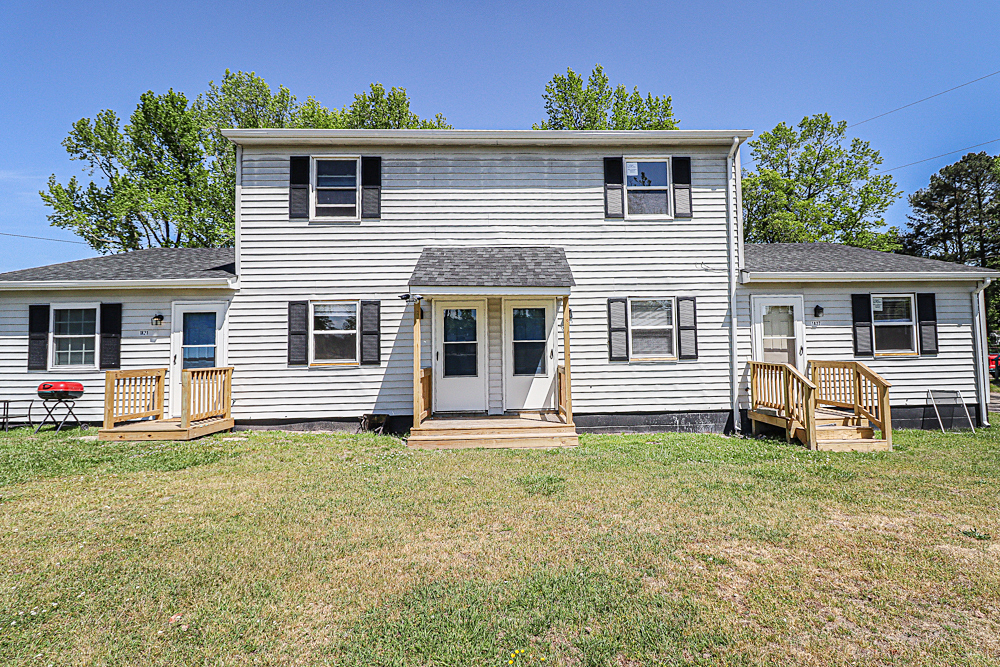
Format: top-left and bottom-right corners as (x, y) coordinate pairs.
(1, 426), (998, 666)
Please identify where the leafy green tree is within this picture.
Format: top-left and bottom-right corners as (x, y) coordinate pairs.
(533, 65), (677, 130)
(742, 113), (902, 251)
(40, 90), (228, 252)
(42, 71), (451, 252)
(901, 151), (1000, 334)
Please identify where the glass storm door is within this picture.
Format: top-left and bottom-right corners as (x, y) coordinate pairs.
(434, 300), (487, 413)
(170, 302), (227, 416)
(504, 300), (556, 411)
(752, 296), (805, 371)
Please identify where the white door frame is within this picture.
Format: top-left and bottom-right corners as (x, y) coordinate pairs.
(502, 298), (557, 412)
(169, 301), (229, 417)
(433, 299), (488, 413)
(751, 295), (807, 372)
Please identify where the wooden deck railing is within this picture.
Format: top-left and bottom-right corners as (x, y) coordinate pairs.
(811, 360), (892, 448)
(418, 368), (432, 425)
(181, 367), (233, 428)
(103, 368), (165, 429)
(557, 364), (573, 424)
(749, 361), (817, 449)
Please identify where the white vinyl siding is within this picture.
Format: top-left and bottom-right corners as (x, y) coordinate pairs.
(0, 290), (233, 421)
(229, 145), (733, 421)
(736, 282), (981, 409)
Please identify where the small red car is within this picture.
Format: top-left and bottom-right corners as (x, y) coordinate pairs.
(990, 352), (999, 380)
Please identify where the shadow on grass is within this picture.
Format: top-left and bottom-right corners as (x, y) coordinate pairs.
(0, 427), (238, 487)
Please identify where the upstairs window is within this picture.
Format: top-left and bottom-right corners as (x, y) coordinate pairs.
(313, 158), (360, 219)
(625, 159), (671, 218)
(52, 307), (97, 367)
(872, 294), (917, 354)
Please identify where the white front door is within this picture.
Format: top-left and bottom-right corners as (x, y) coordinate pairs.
(170, 302), (228, 416)
(752, 296), (806, 371)
(434, 300), (488, 413)
(504, 299), (556, 411)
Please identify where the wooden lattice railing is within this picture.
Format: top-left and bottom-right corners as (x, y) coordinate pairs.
(749, 361), (817, 449)
(811, 360), (892, 448)
(103, 369), (165, 429)
(181, 367), (233, 427)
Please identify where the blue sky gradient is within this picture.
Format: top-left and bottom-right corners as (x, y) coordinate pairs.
(1, 0), (998, 272)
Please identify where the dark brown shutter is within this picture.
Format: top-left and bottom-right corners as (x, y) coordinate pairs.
(672, 157), (692, 217)
(289, 156), (310, 219)
(288, 301), (309, 366)
(676, 297), (698, 359)
(99, 303), (122, 369)
(27, 304), (49, 370)
(608, 297), (628, 361)
(916, 293), (939, 355)
(360, 300), (381, 365)
(361, 156), (381, 219)
(851, 294), (873, 356)
(604, 157), (624, 218)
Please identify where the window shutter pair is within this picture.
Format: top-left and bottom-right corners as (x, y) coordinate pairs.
(603, 157), (692, 218)
(288, 156), (381, 219)
(287, 300), (381, 366)
(607, 297), (698, 361)
(851, 293), (938, 356)
(27, 303), (121, 370)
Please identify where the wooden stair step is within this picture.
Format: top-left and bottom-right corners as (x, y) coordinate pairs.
(411, 426), (578, 437)
(814, 439), (890, 452)
(406, 433), (578, 450)
(813, 425), (876, 440)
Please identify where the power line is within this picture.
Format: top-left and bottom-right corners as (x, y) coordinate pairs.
(877, 138), (1000, 173)
(849, 69), (1000, 128)
(0, 231), (91, 245)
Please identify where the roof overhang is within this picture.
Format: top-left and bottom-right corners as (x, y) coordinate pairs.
(0, 277), (238, 291)
(740, 270), (997, 284)
(409, 285), (572, 297)
(222, 128), (754, 148)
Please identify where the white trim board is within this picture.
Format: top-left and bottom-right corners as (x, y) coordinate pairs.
(740, 271), (997, 283)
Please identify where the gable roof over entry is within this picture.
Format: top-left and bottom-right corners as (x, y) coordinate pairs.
(409, 246), (575, 295)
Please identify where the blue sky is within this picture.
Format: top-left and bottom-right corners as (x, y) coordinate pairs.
(1, 0), (998, 272)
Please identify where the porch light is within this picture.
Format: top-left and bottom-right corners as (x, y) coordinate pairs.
(813, 305), (824, 318)
(398, 293), (423, 303)
(151, 314), (164, 326)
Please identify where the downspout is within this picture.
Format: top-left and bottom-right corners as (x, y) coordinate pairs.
(726, 136), (741, 433)
(973, 279), (992, 427)
(235, 144), (243, 278)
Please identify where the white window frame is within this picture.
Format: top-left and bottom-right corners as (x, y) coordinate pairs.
(309, 300), (360, 366)
(624, 156), (673, 220)
(628, 296), (677, 361)
(49, 302), (101, 370)
(871, 293), (918, 356)
(310, 155), (361, 222)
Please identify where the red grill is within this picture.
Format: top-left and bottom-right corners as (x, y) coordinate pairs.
(37, 382), (85, 400)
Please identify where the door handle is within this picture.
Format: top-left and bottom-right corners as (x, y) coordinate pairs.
(436, 351), (439, 360)
(550, 348), (554, 359)
(173, 354), (177, 365)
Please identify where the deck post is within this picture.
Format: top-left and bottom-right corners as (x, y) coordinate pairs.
(880, 384), (892, 450)
(181, 370), (191, 429)
(413, 301), (422, 430)
(103, 371), (117, 430)
(562, 296), (573, 425)
(782, 366), (793, 443)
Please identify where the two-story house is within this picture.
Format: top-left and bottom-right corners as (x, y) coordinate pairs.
(0, 130), (995, 447)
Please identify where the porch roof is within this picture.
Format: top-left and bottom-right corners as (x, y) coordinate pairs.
(409, 246), (575, 293)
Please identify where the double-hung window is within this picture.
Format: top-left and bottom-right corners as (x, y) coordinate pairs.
(872, 294), (917, 355)
(629, 298), (676, 360)
(313, 157), (360, 219)
(310, 301), (359, 364)
(52, 306), (98, 367)
(625, 159), (671, 218)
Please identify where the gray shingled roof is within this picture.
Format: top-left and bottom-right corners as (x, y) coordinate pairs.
(0, 248), (236, 282)
(745, 243), (999, 275)
(409, 246), (575, 287)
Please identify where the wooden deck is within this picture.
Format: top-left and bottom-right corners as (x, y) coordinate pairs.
(749, 360), (892, 452)
(406, 412), (579, 449)
(98, 417), (234, 441)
